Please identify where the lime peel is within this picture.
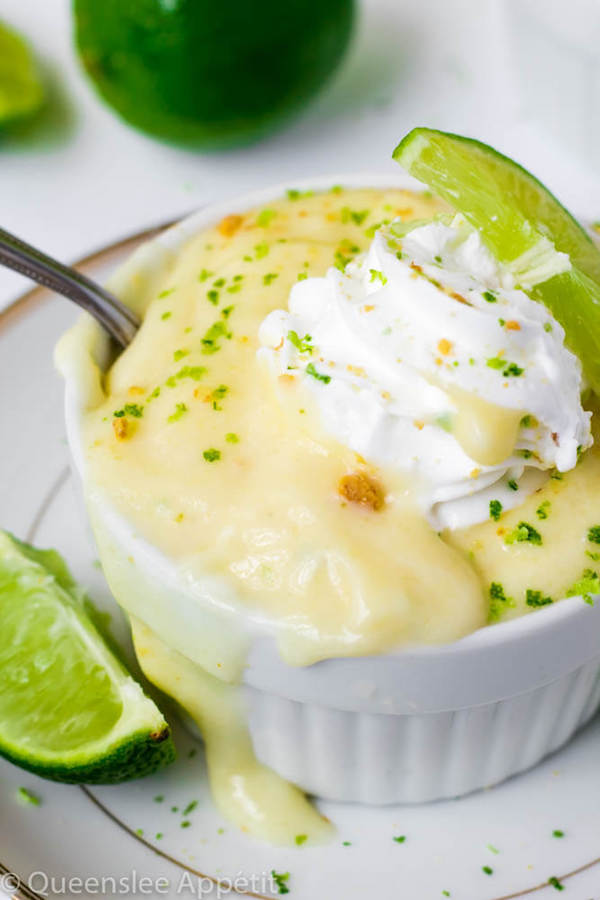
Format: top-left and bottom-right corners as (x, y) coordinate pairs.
(0, 531), (174, 783)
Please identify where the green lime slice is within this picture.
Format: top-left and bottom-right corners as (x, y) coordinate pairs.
(393, 128), (600, 392)
(0, 531), (175, 783)
(0, 22), (44, 126)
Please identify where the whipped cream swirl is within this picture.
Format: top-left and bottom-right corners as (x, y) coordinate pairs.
(258, 216), (592, 528)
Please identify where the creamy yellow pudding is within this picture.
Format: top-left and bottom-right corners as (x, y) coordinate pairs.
(81, 188), (600, 664)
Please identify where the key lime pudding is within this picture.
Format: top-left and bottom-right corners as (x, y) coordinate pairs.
(57, 134), (600, 837)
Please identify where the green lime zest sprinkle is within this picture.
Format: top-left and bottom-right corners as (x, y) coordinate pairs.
(161, 311), (172, 321)
(288, 330), (313, 354)
(553, 830), (565, 838)
(263, 272), (279, 286)
(203, 448), (221, 462)
(271, 871), (290, 895)
(211, 384), (229, 410)
(213, 277), (226, 288)
(489, 582), (515, 621)
(158, 288), (175, 299)
(365, 220), (389, 238)
(536, 500), (551, 520)
(507, 479), (519, 491)
(482, 866), (493, 875)
(256, 208), (277, 228)
(295, 834), (308, 845)
(297, 272), (308, 281)
(136, 828), (144, 836)
(330, 184), (343, 194)
(341, 207), (369, 226)
(566, 568), (599, 605)
(526, 589), (553, 607)
(393, 835), (406, 843)
(482, 290), (497, 303)
(181, 821), (191, 829)
(17, 787), (40, 806)
(548, 876), (564, 891)
(520, 414), (538, 428)
(227, 284), (241, 293)
(198, 269), (213, 282)
(544, 322), (553, 332)
(113, 403), (143, 419)
(153, 795), (164, 803)
(168, 402), (188, 423)
(487, 844), (499, 854)
(207, 289), (219, 305)
(201, 320), (232, 354)
(498, 318), (506, 326)
(369, 268), (388, 286)
(489, 499), (502, 521)
(188, 748), (197, 758)
(505, 521), (542, 546)
(183, 800), (198, 815)
(286, 188), (314, 201)
(225, 432), (239, 444)
(342, 841), (352, 846)
(486, 357), (524, 376)
(155, 833), (163, 840)
(442, 893), (451, 898)
(254, 241), (269, 260)
(334, 241), (360, 271)
(166, 366), (207, 387)
(173, 349), (189, 362)
(504, 362), (524, 376)
(306, 363), (331, 384)
(588, 525), (600, 544)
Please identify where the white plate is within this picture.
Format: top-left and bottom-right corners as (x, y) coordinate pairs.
(1, 227), (599, 900)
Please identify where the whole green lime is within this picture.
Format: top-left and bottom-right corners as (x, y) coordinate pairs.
(73, 0), (355, 148)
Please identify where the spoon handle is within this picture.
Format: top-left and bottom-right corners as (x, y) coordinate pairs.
(0, 227), (139, 347)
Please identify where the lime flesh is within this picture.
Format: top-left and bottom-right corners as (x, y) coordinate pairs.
(0, 22), (44, 126)
(393, 128), (600, 392)
(0, 531), (174, 783)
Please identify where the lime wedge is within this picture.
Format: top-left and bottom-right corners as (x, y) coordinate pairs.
(393, 128), (600, 391)
(0, 22), (44, 126)
(0, 531), (175, 783)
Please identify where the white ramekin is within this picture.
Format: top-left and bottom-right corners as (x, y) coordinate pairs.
(57, 174), (600, 805)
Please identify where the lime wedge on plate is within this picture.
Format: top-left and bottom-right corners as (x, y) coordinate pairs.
(393, 128), (600, 392)
(0, 22), (44, 126)
(0, 531), (174, 783)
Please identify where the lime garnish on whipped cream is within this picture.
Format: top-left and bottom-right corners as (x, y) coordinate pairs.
(393, 127), (600, 393)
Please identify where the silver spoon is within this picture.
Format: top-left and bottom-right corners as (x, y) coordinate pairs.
(0, 226), (139, 347)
